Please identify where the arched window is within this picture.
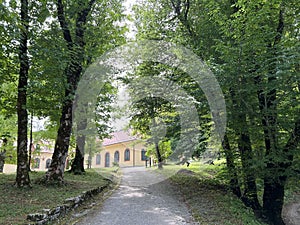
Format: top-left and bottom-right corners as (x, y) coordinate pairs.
(45, 159), (51, 169)
(96, 154), (101, 165)
(141, 149), (147, 161)
(33, 158), (40, 169)
(105, 153), (110, 167)
(114, 151), (120, 162)
(124, 148), (130, 161)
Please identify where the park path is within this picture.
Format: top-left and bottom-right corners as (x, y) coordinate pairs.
(76, 167), (198, 225)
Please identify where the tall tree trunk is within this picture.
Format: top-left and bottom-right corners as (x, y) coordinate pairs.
(0, 138), (7, 172)
(28, 112), (33, 171)
(237, 131), (261, 211)
(45, 0), (95, 183)
(70, 143), (85, 174)
(230, 84), (260, 209)
(15, 0), (30, 187)
(155, 140), (163, 169)
(256, 8), (287, 224)
(262, 117), (300, 225)
(69, 118), (87, 174)
(222, 134), (241, 198)
(46, 100), (73, 182)
(152, 118), (163, 169)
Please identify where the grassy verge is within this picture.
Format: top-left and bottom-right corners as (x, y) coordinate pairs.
(154, 161), (267, 224)
(0, 169), (115, 225)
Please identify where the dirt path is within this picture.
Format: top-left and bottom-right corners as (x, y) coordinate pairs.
(76, 167), (198, 225)
(283, 203), (300, 225)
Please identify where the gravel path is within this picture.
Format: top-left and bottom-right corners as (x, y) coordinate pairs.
(283, 203), (300, 225)
(76, 167), (198, 225)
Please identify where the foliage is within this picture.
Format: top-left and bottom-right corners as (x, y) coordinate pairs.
(0, 115), (17, 164)
(133, 0), (300, 223)
(146, 139), (172, 161)
(125, 61), (210, 161)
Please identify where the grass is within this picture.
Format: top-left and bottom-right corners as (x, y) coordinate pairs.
(0, 169), (114, 225)
(154, 161), (267, 225)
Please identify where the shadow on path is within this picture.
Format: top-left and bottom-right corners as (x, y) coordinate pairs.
(76, 167), (198, 225)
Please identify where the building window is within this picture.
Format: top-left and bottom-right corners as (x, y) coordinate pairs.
(36, 144), (40, 151)
(114, 151), (120, 162)
(45, 159), (51, 169)
(33, 158), (40, 169)
(96, 154), (101, 165)
(124, 149), (130, 161)
(141, 149), (147, 161)
(105, 153), (110, 167)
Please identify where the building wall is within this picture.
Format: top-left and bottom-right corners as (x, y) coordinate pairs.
(85, 141), (148, 168)
(3, 140), (148, 173)
(31, 152), (53, 171)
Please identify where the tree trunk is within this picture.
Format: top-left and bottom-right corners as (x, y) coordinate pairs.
(45, 0), (95, 183)
(0, 150), (5, 173)
(15, 0), (30, 187)
(233, 102), (260, 211)
(70, 97), (88, 174)
(69, 144), (85, 174)
(263, 117), (300, 225)
(155, 140), (163, 169)
(222, 134), (241, 198)
(28, 112), (33, 171)
(69, 121), (86, 174)
(238, 132), (261, 211)
(229, 84), (260, 208)
(262, 178), (285, 225)
(45, 101), (73, 183)
(257, 8), (286, 224)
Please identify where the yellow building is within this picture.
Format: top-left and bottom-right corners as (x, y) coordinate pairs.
(86, 130), (148, 168)
(2, 130), (148, 173)
(30, 140), (56, 171)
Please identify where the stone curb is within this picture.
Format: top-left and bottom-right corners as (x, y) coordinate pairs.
(26, 182), (111, 225)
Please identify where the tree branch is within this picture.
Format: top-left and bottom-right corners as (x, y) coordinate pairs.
(170, 0), (194, 39)
(75, 0), (96, 45)
(56, 0), (73, 47)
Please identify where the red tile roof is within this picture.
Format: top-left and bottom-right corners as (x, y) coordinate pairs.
(102, 130), (137, 146)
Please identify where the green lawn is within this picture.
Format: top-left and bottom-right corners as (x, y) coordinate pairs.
(0, 169), (113, 224)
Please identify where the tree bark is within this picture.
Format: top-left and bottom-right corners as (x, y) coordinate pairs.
(155, 140), (163, 169)
(222, 134), (241, 198)
(15, 0), (30, 187)
(237, 131), (261, 211)
(28, 112), (33, 171)
(46, 0), (95, 183)
(229, 83), (260, 210)
(69, 144), (85, 174)
(69, 118), (87, 174)
(256, 8), (288, 224)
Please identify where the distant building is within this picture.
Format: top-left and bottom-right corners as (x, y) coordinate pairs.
(86, 130), (148, 168)
(30, 140), (57, 171)
(3, 130), (148, 173)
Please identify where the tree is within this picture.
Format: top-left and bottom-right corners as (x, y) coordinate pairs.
(133, 0), (300, 223)
(44, 0), (97, 183)
(15, 0), (31, 187)
(69, 82), (117, 174)
(125, 61), (208, 168)
(46, 0), (126, 181)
